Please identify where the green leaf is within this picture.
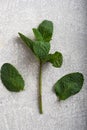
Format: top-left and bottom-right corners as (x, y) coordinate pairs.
(1, 63), (25, 92)
(38, 20), (53, 42)
(33, 41), (50, 60)
(18, 32), (34, 51)
(32, 28), (43, 41)
(43, 51), (63, 67)
(54, 72), (84, 100)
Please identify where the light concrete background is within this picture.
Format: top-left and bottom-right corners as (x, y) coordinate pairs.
(0, 0), (87, 130)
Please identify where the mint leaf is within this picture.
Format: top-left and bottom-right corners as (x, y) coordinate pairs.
(18, 32), (34, 51)
(1, 63), (25, 92)
(33, 41), (50, 60)
(43, 51), (63, 67)
(32, 28), (43, 41)
(38, 20), (53, 42)
(54, 72), (84, 100)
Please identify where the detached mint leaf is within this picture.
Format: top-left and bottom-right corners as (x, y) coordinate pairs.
(38, 20), (53, 42)
(33, 41), (50, 60)
(43, 52), (63, 68)
(32, 28), (43, 41)
(18, 32), (34, 51)
(54, 72), (84, 100)
(1, 63), (25, 92)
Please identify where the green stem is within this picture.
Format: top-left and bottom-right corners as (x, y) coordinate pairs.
(39, 60), (43, 114)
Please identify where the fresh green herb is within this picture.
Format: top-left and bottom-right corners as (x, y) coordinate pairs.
(18, 20), (84, 114)
(0, 20), (84, 114)
(1, 63), (25, 92)
(54, 72), (84, 100)
(18, 20), (63, 114)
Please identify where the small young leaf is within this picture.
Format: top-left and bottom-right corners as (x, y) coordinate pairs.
(33, 41), (50, 60)
(18, 32), (34, 51)
(1, 63), (25, 92)
(43, 51), (63, 67)
(38, 20), (53, 42)
(32, 28), (43, 41)
(54, 72), (84, 100)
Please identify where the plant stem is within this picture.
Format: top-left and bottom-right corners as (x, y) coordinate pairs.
(39, 60), (43, 114)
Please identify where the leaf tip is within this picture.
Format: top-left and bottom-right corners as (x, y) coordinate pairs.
(18, 32), (21, 36)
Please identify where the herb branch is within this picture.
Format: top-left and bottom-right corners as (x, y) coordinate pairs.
(18, 20), (63, 114)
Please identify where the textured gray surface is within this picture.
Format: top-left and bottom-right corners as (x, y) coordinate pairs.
(0, 0), (87, 130)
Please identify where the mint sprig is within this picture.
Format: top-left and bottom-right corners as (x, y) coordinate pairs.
(18, 20), (63, 114)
